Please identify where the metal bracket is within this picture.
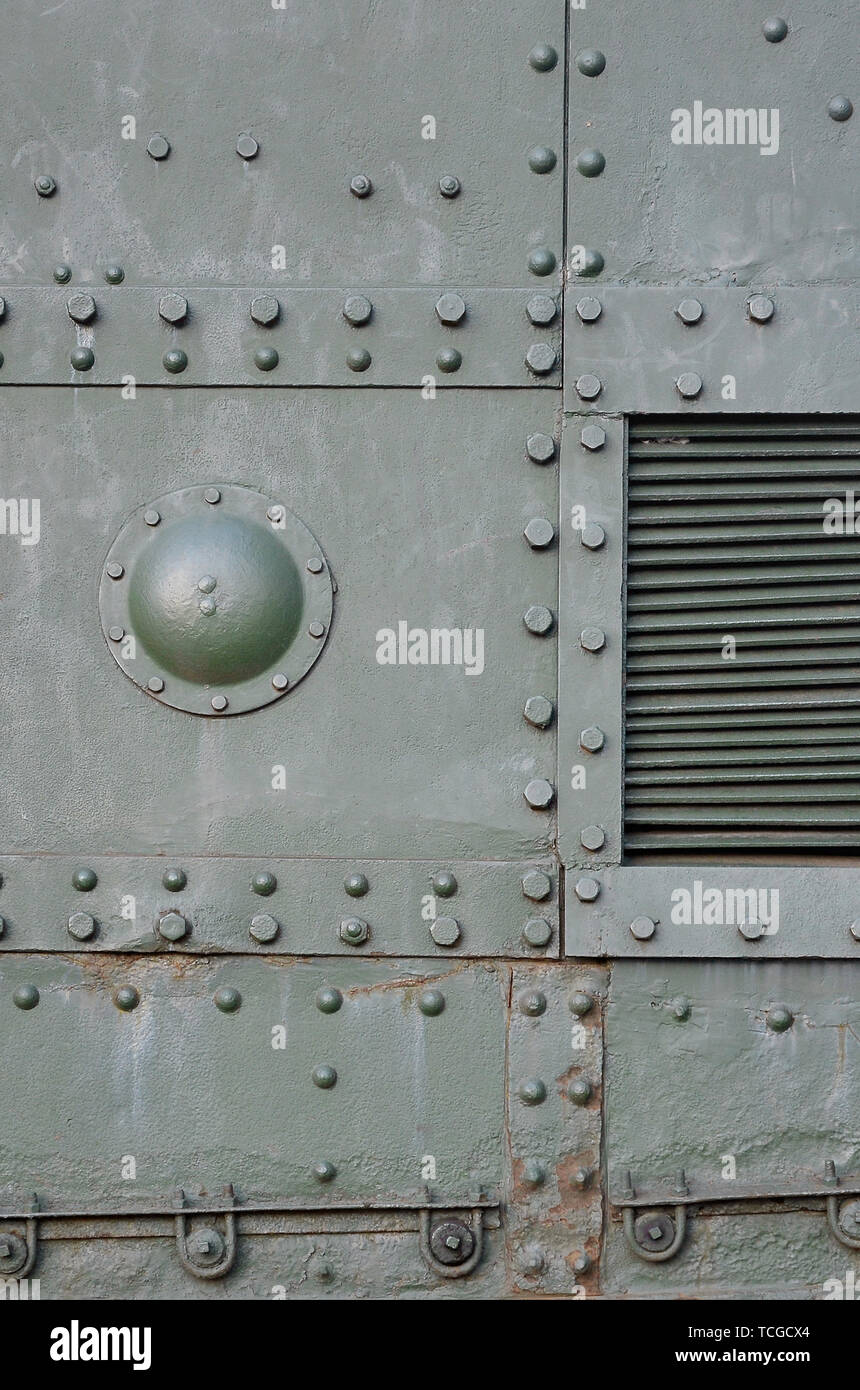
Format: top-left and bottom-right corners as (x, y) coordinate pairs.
(173, 1185), (238, 1281)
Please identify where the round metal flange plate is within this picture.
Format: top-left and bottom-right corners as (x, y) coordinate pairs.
(99, 484), (334, 715)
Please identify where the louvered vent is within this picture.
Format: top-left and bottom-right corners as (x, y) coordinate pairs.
(625, 418), (860, 858)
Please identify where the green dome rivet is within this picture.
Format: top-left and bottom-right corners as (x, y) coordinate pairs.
(13, 984), (40, 1010)
(528, 43), (558, 71)
(254, 346), (279, 372)
(162, 868), (187, 892)
(104, 265), (125, 284)
(312, 1064), (337, 1089)
(344, 872), (369, 897)
(70, 347), (94, 372)
(569, 991), (594, 1017)
(436, 347), (462, 373)
(576, 148), (606, 177)
(579, 249), (605, 278)
(418, 989), (446, 1016)
(568, 1078), (592, 1106)
(431, 871), (457, 898)
(346, 347), (372, 372)
(73, 867), (98, 892)
(519, 990), (547, 1017)
(315, 986), (343, 1014)
(251, 871), (277, 896)
(114, 985), (140, 1012)
(518, 1078), (547, 1106)
(313, 1160), (337, 1182)
(767, 1004), (793, 1033)
(575, 49), (606, 76)
(163, 348), (187, 374)
(762, 17), (788, 42)
(528, 146), (557, 174)
(528, 247), (557, 277)
(214, 986), (241, 1013)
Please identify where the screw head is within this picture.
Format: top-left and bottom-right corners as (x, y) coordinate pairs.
(114, 985), (140, 1012)
(53, 264), (72, 283)
(767, 1004), (793, 1032)
(312, 1064), (337, 1089)
(569, 991), (594, 1017)
(523, 517), (555, 549)
(343, 294), (372, 326)
(254, 346), (279, 372)
(68, 912), (96, 941)
(67, 292), (96, 324)
(13, 984), (40, 1010)
(431, 870), (458, 898)
(523, 695), (554, 729)
(676, 372), (703, 399)
(346, 346), (372, 372)
(35, 174), (57, 197)
(349, 174), (372, 198)
(435, 292), (466, 326)
(439, 175), (461, 198)
(430, 916), (461, 947)
(762, 16), (788, 41)
(419, 989), (445, 1016)
(73, 867), (98, 892)
(214, 986), (241, 1013)
(527, 146), (557, 174)
(528, 43), (558, 71)
(576, 48), (606, 75)
(163, 348), (188, 373)
(436, 347), (462, 373)
(580, 627), (606, 652)
(524, 604), (554, 635)
(575, 374), (602, 401)
(579, 725), (605, 752)
(104, 265), (125, 284)
(159, 293), (187, 325)
(568, 1078), (592, 1105)
(580, 523), (606, 550)
(574, 877), (600, 903)
(518, 1077), (547, 1106)
(576, 296), (602, 323)
(524, 778), (555, 810)
(344, 872), (369, 897)
(249, 913), (279, 943)
(340, 916), (369, 946)
(629, 916), (657, 941)
(522, 917), (552, 947)
(576, 149), (605, 177)
(580, 424), (606, 451)
(580, 824), (606, 852)
(250, 294), (280, 326)
(158, 911), (188, 942)
(313, 1160), (337, 1183)
(522, 870), (552, 902)
(251, 871), (277, 896)
(525, 343), (557, 376)
(748, 295), (775, 323)
(70, 347), (95, 372)
(316, 987), (343, 1014)
(526, 293), (558, 326)
(236, 132), (259, 159)
(526, 432), (556, 463)
(675, 297), (704, 325)
(519, 989), (547, 1017)
(146, 133), (170, 160)
(527, 247), (557, 277)
(828, 96), (854, 122)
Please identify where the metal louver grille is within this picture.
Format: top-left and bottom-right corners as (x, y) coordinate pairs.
(624, 417), (860, 857)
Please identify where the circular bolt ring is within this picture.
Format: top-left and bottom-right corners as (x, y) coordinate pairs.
(826, 1196), (860, 1250)
(175, 1212), (237, 1280)
(0, 1219), (37, 1277)
(623, 1206), (687, 1263)
(420, 1210), (484, 1278)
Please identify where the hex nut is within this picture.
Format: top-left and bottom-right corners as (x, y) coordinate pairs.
(67, 293), (96, 324)
(67, 912), (96, 941)
(158, 911), (188, 942)
(340, 916), (369, 946)
(524, 517), (555, 549)
(580, 424), (606, 451)
(525, 343), (557, 375)
(526, 433), (556, 463)
(526, 294), (558, 326)
(576, 297), (602, 323)
(524, 778), (555, 810)
(748, 295), (775, 323)
(522, 917), (552, 947)
(249, 913), (280, 944)
(159, 293), (188, 325)
(629, 916), (657, 941)
(429, 916), (461, 947)
(250, 295), (280, 326)
(435, 292), (466, 326)
(574, 877), (600, 903)
(522, 870), (552, 902)
(524, 604), (554, 635)
(575, 373), (602, 400)
(523, 695), (554, 729)
(579, 725), (605, 752)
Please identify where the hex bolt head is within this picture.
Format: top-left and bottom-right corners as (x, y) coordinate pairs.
(519, 989), (547, 1017)
(766, 1004), (793, 1033)
(579, 725), (605, 752)
(163, 349), (188, 373)
(214, 986), (241, 1013)
(68, 912), (96, 941)
(250, 294), (280, 326)
(762, 16), (788, 42)
(522, 1159), (547, 1186)
(343, 294), (373, 326)
(524, 778), (555, 810)
(748, 295), (775, 323)
(580, 523), (606, 550)
(13, 984), (40, 1010)
(431, 870), (458, 897)
(146, 133), (171, 160)
(526, 294), (558, 326)
(418, 989), (445, 1016)
(675, 297), (704, 325)
(73, 867), (98, 892)
(518, 1077), (547, 1106)
(523, 517), (555, 549)
(580, 824), (606, 852)
(236, 132), (259, 159)
(527, 146), (557, 174)
(575, 373), (602, 401)
(828, 96), (854, 122)
(575, 877), (600, 903)
(676, 372), (703, 399)
(524, 604), (554, 635)
(344, 871), (369, 897)
(739, 918), (764, 941)
(522, 869), (552, 902)
(435, 292), (466, 326)
(159, 293), (188, 325)
(528, 43), (558, 71)
(312, 1064), (337, 1089)
(580, 627), (606, 652)
(429, 916), (461, 947)
(568, 1078), (592, 1106)
(575, 48), (606, 75)
(67, 293), (96, 324)
(251, 871), (277, 896)
(162, 868), (187, 892)
(629, 916), (657, 941)
(576, 296), (602, 323)
(312, 1160), (337, 1183)
(249, 913), (279, 944)
(113, 985), (140, 1012)
(340, 916), (369, 946)
(576, 149), (606, 177)
(569, 991), (594, 1017)
(315, 986), (343, 1014)
(527, 247), (557, 277)
(523, 695), (554, 729)
(525, 343), (557, 375)
(438, 175), (461, 198)
(526, 432), (556, 463)
(158, 910), (188, 942)
(35, 174), (57, 197)
(349, 174), (372, 198)
(580, 424), (607, 452)
(522, 917), (552, 947)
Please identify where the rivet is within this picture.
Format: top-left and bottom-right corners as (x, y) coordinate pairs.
(850, 920), (860, 941)
(104, 265), (125, 284)
(747, 295), (775, 323)
(522, 1158), (547, 1186)
(575, 373), (602, 401)
(525, 343), (557, 375)
(210, 695), (229, 712)
(271, 673), (289, 691)
(672, 996), (691, 1021)
(340, 916), (369, 946)
(438, 175), (461, 198)
(197, 575), (217, 593)
(144, 509), (161, 526)
(236, 133), (259, 159)
(254, 346), (279, 372)
(767, 1004), (793, 1033)
(53, 264), (72, 283)
(676, 372), (703, 399)
(526, 432), (556, 463)
(675, 298), (704, 325)
(528, 43), (558, 72)
(430, 916), (461, 947)
(526, 294), (558, 326)
(342, 872), (369, 898)
(577, 249), (605, 277)
(573, 1253), (592, 1275)
(576, 149), (605, 177)
(527, 146), (557, 174)
(574, 877), (600, 903)
(569, 991), (594, 1017)
(738, 918), (764, 941)
(523, 695), (553, 729)
(250, 295), (280, 326)
(114, 985), (140, 1012)
(579, 725), (605, 752)
(346, 347), (372, 372)
(580, 824), (605, 852)
(308, 621), (326, 639)
(349, 174), (372, 198)
(307, 557), (324, 574)
(72, 867), (98, 892)
(67, 293), (96, 324)
(518, 1078), (547, 1106)
(214, 986), (241, 1013)
(517, 1245), (546, 1277)
(431, 870), (458, 897)
(568, 1078), (592, 1105)
(436, 347), (462, 373)
(316, 986), (343, 1014)
(580, 627), (606, 652)
(519, 990), (547, 1017)
(343, 294), (372, 326)
(524, 778), (555, 810)
(828, 96), (853, 122)
(158, 910), (188, 942)
(158, 293), (187, 325)
(70, 348), (95, 372)
(249, 912), (279, 943)
(629, 916), (656, 941)
(312, 1064), (337, 1089)
(523, 604), (554, 635)
(576, 48), (606, 76)
(106, 562), (124, 580)
(163, 348), (188, 373)
(527, 247), (557, 277)
(67, 912), (96, 941)
(580, 523), (606, 550)
(13, 985), (40, 1010)
(435, 292), (466, 325)
(146, 134), (171, 160)
(313, 1161), (337, 1182)
(580, 424), (606, 451)
(419, 989), (446, 1016)
(251, 871), (277, 896)
(522, 870), (552, 902)
(762, 16), (788, 42)
(108, 625), (125, 642)
(522, 917), (552, 947)
(524, 517), (555, 549)
(573, 1169), (590, 1188)
(576, 297), (602, 323)
(147, 676), (165, 693)
(204, 487), (221, 504)
(35, 175), (57, 197)
(162, 868), (187, 892)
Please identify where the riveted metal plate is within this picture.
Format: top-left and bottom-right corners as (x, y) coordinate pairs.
(604, 961), (860, 1295)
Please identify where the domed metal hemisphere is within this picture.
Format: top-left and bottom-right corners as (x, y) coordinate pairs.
(99, 485), (333, 715)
